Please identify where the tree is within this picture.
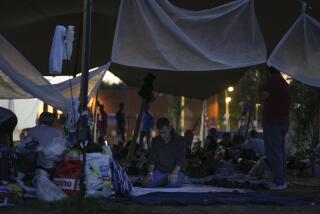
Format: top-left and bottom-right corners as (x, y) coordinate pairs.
(166, 95), (181, 133)
(287, 80), (320, 154)
(216, 68), (262, 131)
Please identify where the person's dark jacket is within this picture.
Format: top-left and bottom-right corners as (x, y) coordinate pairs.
(149, 131), (186, 173)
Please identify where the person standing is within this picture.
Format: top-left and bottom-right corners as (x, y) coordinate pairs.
(96, 104), (108, 145)
(204, 128), (218, 153)
(139, 104), (155, 150)
(261, 66), (291, 190)
(116, 102), (126, 146)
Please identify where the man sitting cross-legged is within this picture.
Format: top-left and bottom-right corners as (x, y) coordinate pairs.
(143, 117), (186, 188)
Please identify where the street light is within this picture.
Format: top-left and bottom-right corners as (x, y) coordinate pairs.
(224, 86), (234, 132)
(227, 86), (234, 92)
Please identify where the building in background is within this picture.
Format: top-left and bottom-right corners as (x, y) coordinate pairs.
(96, 87), (219, 145)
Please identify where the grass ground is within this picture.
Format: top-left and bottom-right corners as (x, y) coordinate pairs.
(1, 177), (320, 214)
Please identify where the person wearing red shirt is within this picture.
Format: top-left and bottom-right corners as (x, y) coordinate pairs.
(261, 66), (291, 190)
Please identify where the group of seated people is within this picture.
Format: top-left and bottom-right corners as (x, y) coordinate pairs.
(109, 118), (267, 188)
(3, 110), (113, 183)
(2, 105), (305, 190)
(183, 128), (265, 178)
(0, 109), (69, 185)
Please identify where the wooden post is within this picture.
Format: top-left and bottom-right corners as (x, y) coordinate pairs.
(53, 108), (58, 118)
(43, 103), (48, 112)
(126, 73), (156, 165)
(126, 99), (148, 165)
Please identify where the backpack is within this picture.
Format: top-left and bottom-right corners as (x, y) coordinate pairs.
(110, 159), (133, 196)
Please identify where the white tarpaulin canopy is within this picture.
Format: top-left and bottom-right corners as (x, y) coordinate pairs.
(268, 13), (320, 87)
(0, 99), (40, 141)
(112, 0), (266, 71)
(2, 0), (320, 99)
(0, 99), (40, 130)
(0, 34), (66, 110)
(110, 0), (267, 99)
(0, 34), (109, 111)
(53, 65), (108, 100)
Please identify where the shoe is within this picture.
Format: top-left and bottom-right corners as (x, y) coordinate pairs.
(267, 182), (288, 190)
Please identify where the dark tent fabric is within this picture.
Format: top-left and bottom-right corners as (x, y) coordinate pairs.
(1, 0), (320, 99)
(110, 63), (247, 99)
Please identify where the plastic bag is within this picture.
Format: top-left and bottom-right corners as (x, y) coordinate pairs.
(85, 153), (113, 197)
(38, 137), (67, 157)
(37, 137), (68, 169)
(16, 137), (39, 154)
(12, 174), (36, 198)
(102, 145), (113, 157)
(34, 169), (68, 202)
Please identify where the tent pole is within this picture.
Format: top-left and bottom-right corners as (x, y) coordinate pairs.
(43, 103), (48, 112)
(126, 73), (156, 165)
(126, 98), (148, 165)
(78, 0), (92, 205)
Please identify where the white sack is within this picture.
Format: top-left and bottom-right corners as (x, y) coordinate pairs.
(85, 153), (113, 197)
(34, 169), (68, 202)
